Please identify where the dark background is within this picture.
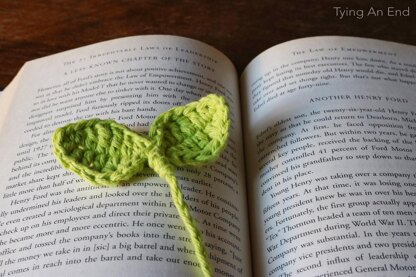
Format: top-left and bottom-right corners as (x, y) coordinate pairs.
(1, 0), (416, 88)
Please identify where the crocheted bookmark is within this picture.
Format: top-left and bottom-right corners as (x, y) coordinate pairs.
(52, 94), (230, 277)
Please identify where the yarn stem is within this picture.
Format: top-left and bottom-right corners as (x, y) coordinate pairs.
(147, 148), (212, 277)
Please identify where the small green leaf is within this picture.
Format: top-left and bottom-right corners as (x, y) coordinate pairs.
(52, 119), (151, 186)
(149, 94), (230, 167)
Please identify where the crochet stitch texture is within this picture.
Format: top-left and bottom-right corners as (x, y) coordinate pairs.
(52, 94), (230, 277)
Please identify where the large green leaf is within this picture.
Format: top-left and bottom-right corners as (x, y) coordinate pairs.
(149, 94), (230, 167)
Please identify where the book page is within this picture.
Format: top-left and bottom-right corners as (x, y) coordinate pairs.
(241, 37), (416, 276)
(0, 36), (250, 277)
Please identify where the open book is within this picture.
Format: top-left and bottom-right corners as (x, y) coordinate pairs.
(1, 35), (416, 277)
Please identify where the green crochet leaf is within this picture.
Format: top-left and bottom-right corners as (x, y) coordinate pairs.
(52, 119), (151, 186)
(149, 94), (230, 167)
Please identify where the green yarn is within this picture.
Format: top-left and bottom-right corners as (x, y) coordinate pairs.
(52, 94), (230, 277)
